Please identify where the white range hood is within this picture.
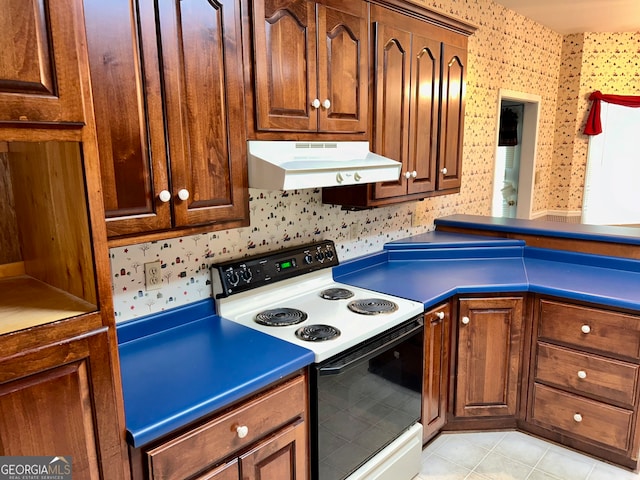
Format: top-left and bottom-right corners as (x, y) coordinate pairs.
(247, 141), (402, 190)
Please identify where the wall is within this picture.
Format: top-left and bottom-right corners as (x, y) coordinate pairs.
(110, 0), (564, 322)
(552, 32), (640, 215)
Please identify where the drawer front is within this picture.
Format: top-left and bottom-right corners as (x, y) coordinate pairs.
(538, 300), (640, 361)
(146, 375), (306, 480)
(530, 383), (633, 452)
(536, 343), (639, 407)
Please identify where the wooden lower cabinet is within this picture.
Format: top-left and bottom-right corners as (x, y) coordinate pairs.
(454, 296), (524, 419)
(422, 302), (450, 443)
(135, 374), (308, 480)
(526, 298), (640, 468)
(0, 322), (128, 480)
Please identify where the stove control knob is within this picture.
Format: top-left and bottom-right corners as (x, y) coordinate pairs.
(226, 270), (240, 286)
(304, 253), (313, 264)
(325, 249), (334, 260)
(316, 251), (325, 262)
(240, 268), (252, 282)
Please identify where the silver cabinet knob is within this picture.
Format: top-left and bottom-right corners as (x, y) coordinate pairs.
(322, 99), (331, 109)
(573, 413), (583, 423)
(461, 316), (470, 325)
(177, 189), (190, 201)
(581, 325), (591, 334)
(411, 171), (418, 178)
(404, 171), (412, 179)
(436, 311), (445, 320)
(158, 190), (171, 203)
(577, 370), (587, 379)
(311, 98), (321, 109)
(441, 167), (448, 175)
(236, 425), (249, 438)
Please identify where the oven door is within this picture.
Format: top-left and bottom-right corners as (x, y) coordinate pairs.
(311, 315), (424, 480)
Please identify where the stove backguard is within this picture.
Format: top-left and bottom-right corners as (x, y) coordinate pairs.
(211, 240), (338, 297)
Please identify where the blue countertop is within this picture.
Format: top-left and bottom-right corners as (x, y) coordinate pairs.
(334, 233), (640, 312)
(117, 228), (640, 449)
(434, 214), (640, 246)
(117, 299), (314, 447)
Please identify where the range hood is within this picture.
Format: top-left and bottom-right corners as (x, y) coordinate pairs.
(247, 141), (402, 190)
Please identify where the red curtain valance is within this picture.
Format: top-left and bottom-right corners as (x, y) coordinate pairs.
(584, 90), (640, 135)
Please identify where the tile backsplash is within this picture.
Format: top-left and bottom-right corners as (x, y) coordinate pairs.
(110, 188), (432, 322)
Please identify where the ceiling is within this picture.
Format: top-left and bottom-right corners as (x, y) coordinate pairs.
(492, 0), (640, 34)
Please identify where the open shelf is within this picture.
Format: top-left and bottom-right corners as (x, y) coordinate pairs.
(0, 275), (96, 335)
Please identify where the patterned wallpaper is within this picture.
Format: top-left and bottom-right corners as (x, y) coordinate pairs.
(110, 0), (565, 322)
(552, 32), (640, 213)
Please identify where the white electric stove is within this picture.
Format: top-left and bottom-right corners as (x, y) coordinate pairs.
(212, 241), (424, 480)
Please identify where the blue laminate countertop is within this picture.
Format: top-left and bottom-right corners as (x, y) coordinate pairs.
(117, 299), (314, 447)
(334, 235), (640, 312)
(435, 214), (640, 246)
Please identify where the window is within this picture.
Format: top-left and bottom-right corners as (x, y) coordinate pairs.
(583, 102), (640, 225)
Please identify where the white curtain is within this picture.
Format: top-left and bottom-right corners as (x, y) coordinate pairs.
(583, 102), (640, 225)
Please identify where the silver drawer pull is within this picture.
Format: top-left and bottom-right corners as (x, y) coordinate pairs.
(577, 370), (587, 379)
(461, 316), (470, 325)
(573, 413), (583, 423)
(581, 325), (591, 334)
(236, 425), (249, 439)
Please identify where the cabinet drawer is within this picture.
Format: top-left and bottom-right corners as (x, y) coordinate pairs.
(146, 375), (305, 480)
(530, 383), (633, 452)
(536, 343), (639, 407)
(538, 300), (640, 361)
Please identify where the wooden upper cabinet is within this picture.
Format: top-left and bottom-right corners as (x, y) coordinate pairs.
(158, 0), (249, 227)
(317, 1), (368, 133)
(84, 0), (171, 236)
(438, 43), (466, 191)
(250, 0), (368, 134)
(321, 5), (474, 209)
(85, 0), (249, 238)
(0, 0), (84, 125)
(408, 34), (441, 195)
(371, 22), (411, 200)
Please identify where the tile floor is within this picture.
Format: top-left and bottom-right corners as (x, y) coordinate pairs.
(415, 430), (640, 480)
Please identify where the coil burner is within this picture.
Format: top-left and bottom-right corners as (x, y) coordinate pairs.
(319, 288), (355, 300)
(347, 298), (399, 315)
(255, 308), (308, 326)
(295, 324), (341, 342)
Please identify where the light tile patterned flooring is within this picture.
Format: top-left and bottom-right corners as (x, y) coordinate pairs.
(415, 431), (640, 480)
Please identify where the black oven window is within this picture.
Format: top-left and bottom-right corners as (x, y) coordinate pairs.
(314, 327), (423, 480)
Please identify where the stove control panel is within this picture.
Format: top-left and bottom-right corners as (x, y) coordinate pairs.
(211, 240), (339, 297)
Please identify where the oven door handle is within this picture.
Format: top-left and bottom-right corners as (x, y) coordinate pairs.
(318, 318), (423, 376)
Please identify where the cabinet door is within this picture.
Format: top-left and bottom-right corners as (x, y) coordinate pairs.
(422, 303), (450, 442)
(252, 0), (317, 132)
(84, 0), (172, 236)
(438, 42), (466, 191)
(0, 0), (84, 124)
(0, 327), (128, 480)
(371, 20), (411, 200)
(455, 297), (523, 418)
(407, 35), (440, 195)
(158, 0), (249, 227)
(240, 419), (307, 480)
(317, 0), (368, 133)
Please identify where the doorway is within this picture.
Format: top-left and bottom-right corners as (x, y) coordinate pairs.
(492, 90), (540, 219)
